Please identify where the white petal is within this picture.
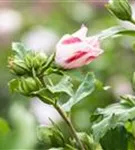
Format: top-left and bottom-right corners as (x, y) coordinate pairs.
(86, 36), (100, 48)
(72, 25), (88, 39)
(56, 41), (90, 64)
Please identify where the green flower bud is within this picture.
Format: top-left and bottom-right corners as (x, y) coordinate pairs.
(106, 0), (132, 21)
(25, 52), (47, 70)
(120, 94), (135, 107)
(8, 57), (28, 75)
(19, 77), (41, 95)
(37, 127), (52, 148)
(77, 133), (96, 150)
(37, 126), (65, 148)
(71, 132), (100, 150)
(121, 94), (135, 101)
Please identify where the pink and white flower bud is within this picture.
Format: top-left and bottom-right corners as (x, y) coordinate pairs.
(55, 25), (103, 69)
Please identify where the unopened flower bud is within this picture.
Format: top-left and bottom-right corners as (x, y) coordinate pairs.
(120, 94), (135, 107)
(55, 25), (103, 69)
(121, 94), (135, 101)
(25, 52), (47, 69)
(8, 57), (28, 75)
(106, 0), (132, 21)
(37, 126), (65, 148)
(76, 133), (96, 150)
(19, 77), (41, 95)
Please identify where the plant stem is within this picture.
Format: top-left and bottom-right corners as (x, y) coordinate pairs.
(54, 104), (85, 150)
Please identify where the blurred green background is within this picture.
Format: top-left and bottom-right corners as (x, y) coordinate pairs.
(0, 0), (135, 149)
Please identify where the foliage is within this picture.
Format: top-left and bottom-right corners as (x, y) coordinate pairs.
(90, 96), (135, 141)
(62, 73), (96, 112)
(1, 0), (135, 149)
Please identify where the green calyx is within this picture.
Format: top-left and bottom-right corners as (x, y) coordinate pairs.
(37, 126), (65, 148)
(21, 77), (39, 93)
(8, 57), (28, 76)
(25, 52), (47, 70)
(106, 0), (132, 21)
(71, 132), (100, 150)
(10, 42), (51, 76)
(9, 52), (48, 75)
(10, 77), (42, 96)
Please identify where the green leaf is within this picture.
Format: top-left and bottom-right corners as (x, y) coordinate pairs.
(100, 125), (128, 150)
(124, 121), (135, 149)
(12, 42), (29, 58)
(62, 72), (96, 112)
(90, 99), (135, 141)
(47, 75), (74, 96)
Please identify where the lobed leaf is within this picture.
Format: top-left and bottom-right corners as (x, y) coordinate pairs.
(90, 98), (135, 141)
(12, 42), (29, 59)
(100, 125), (128, 150)
(62, 72), (96, 112)
(47, 75), (74, 97)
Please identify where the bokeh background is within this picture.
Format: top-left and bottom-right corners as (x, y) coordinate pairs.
(0, 0), (135, 149)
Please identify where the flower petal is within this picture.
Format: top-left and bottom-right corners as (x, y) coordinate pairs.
(55, 26), (104, 69)
(62, 37), (82, 45)
(65, 51), (88, 63)
(86, 36), (100, 48)
(72, 24), (88, 39)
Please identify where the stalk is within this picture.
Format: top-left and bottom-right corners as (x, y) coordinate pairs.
(54, 104), (85, 150)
